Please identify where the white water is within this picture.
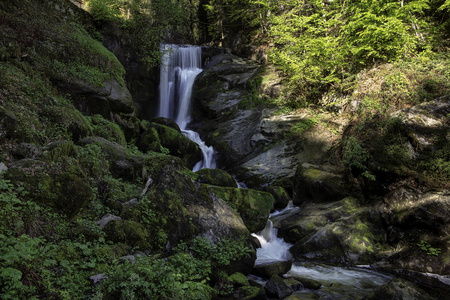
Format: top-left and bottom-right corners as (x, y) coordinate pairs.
(158, 44), (216, 170)
(252, 219), (292, 265)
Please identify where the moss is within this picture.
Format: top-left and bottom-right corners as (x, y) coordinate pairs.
(208, 186), (275, 232)
(196, 168), (237, 188)
(4, 159), (93, 218)
(103, 219), (151, 250)
(91, 114), (126, 146)
(228, 272), (249, 287)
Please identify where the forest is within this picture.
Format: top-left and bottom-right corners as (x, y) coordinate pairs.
(0, 0), (449, 299)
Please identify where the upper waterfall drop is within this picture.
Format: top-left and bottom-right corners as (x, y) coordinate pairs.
(158, 44), (216, 171)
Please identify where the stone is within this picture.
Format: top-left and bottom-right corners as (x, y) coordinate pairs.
(264, 275), (293, 299)
(293, 164), (349, 205)
(97, 214), (122, 229)
(365, 278), (434, 300)
(284, 274), (322, 290)
(228, 272), (250, 287)
(207, 186), (275, 233)
(252, 261), (293, 279)
(89, 274), (108, 287)
(196, 168), (238, 187)
(263, 186), (290, 210)
(0, 162), (8, 173)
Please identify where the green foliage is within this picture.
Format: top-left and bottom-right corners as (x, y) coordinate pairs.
(342, 136), (375, 181)
(289, 117), (319, 136)
(98, 254), (214, 300)
(417, 240), (441, 256)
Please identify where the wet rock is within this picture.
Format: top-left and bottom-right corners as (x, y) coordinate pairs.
(284, 292), (321, 300)
(364, 278), (434, 300)
(264, 275), (293, 298)
(197, 168), (238, 187)
(284, 274), (322, 290)
(252, 261), (292, 279)
(283, 278), (304, 292)
(272, 198), (382, 264)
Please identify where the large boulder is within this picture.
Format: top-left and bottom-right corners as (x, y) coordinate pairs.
(293, 164), (352, 205)
(4, 159), (93, 218)
(378, 186), (450, 275)
(196, 168), (238, 188)
(207, 186), (275, 233)
(137, 122), (202, 168)
(272, 198), (383, 264)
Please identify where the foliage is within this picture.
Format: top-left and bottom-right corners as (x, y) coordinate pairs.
(417, 240), (441, 256)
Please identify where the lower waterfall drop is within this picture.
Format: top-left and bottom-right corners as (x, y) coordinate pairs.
(158, 44), (216, 170)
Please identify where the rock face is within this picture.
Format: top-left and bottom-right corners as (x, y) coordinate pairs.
(378, 187), (450, 275)
(192, 54), (346, 188)
(272, 197), (383, 264)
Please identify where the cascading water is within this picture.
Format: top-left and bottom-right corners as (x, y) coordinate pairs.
(158, 44), (216, 171)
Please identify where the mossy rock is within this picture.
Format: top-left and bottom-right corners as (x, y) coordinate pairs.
(293, 164), (350, 205)
(91, 114), (126, 146)
(137, 122), (202, 168)
(103, 219), (150, 250)
(151, 122), (202, 168)
(150, 117), (181, 131)
(263, 186), (290, 210)
(78, 136), (144, 181)
(208, 186), (275, 233)
(228, 272), (250, 287)
(197, 168), (238, 187)
(4, 159), (93, 218)
(40, 105), (92, 142)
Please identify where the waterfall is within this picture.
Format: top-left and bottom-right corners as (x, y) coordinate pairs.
(158, 44), (216, 170)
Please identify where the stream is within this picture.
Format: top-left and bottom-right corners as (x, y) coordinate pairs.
(251, 203), (392, 299)
(158, 44), (393, 299)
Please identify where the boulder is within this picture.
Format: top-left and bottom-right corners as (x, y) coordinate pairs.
(275, 198), (383, 264)
(0, 105), (16, 140)
(263, 186), (290, 210)
(365, 278), (434, 300)
(293, 164), (350, 205)
(78, 136), (144, 181)
(284, 274), (322, 290)
(264, 275), (293, 299)
(207, 186), (275, 233)
(4, 159), (93, 218)
(196, 168), (237, 187)
(379, 187), (450, 274)
(137, 122), (202, 168)
(62, 78), (134, 118)
(252, 261), (293, 279)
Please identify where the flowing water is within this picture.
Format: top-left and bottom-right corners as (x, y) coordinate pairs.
(158, 44), (391, 298)
(252, 203), (392, 298)
(158, 44), (216, 171)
